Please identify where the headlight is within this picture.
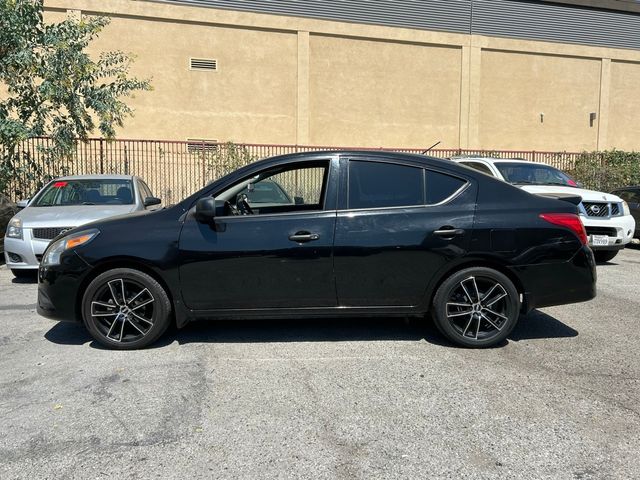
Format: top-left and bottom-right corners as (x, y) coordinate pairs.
(41, 229), (99, 266)
(622, 201), (631, 216)
(6, 217), (23, 239)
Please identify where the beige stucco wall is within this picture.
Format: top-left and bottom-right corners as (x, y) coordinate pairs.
(607, 60), (640, 151)
(479, 50), (602, 151)
(308, 35), (462, 148)
(22, 1), (640, 151)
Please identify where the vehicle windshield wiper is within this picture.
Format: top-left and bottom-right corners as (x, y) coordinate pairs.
(82, 202), (96, 205)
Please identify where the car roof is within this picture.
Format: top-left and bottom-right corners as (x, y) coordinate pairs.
(53, 174), (135, 181)
(267, 150), (459, 170)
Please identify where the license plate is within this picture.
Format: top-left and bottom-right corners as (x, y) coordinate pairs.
(591, 235), (609, 246)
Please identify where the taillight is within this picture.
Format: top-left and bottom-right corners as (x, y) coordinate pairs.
(539, 213), (588, 245)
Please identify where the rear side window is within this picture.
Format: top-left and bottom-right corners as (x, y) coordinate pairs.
(425, 170), (467, 205)
(348, 160), (424, 209)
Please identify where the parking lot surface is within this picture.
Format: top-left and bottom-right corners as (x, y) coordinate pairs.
(0, 249), (639, 480)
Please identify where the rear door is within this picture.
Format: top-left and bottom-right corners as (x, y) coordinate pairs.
(333, 157), (477, 307)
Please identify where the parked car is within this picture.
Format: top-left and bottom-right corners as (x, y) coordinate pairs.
(453, 157), (636, 262)
(37, 151), (596, 350)
(4, 175), (161, 278)
(0, 194), (18, 258)
(609, 186), (640, 238)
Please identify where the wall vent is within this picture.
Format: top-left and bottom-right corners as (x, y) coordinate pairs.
(190, 58), (218, 71)
(187, 139), (218, 153)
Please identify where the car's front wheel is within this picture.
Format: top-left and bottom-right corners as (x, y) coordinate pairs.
(82, 268), (172, 350)
(432, 267), (520, 348)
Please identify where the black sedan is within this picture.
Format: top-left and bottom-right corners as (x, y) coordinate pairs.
(37, 151), (596, 349)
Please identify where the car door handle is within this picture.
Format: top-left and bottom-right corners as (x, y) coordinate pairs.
(433, 227), (465, 237)
(289, 232), (320, 243)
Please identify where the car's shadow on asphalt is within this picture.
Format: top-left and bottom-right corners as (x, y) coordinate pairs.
(10, 276), (38, 284)
(44, 309), (578, 350)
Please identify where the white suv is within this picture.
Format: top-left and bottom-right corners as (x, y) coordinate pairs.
(453, 157), (636, 262)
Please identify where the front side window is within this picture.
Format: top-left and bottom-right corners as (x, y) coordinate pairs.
(139, 181), (154, 200)
(32, 179), (135, 206)
(216, 162), (328, 216)
(348, 160), (424, 209)
(495, 163), (577, 187)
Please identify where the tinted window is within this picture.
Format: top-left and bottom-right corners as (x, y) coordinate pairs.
(33, 179), (134, 206)
(425, 170), (467, 205)
(461, 161), (494, 177)
(348, 161), (424, 209)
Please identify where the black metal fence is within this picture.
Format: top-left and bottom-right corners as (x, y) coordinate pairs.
(4, 137), (583, 203)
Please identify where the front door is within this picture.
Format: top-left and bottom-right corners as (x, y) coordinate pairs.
(178, 159), (338, 310)
(333, 158), (476, 307)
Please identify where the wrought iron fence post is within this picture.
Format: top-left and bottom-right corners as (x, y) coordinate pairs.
(99, 139), (105, 174)
(201, 140), (206, 187)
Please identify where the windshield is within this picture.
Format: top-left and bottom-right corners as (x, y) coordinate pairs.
(495, 163), (578, 187)
(32, 179), (135, 207)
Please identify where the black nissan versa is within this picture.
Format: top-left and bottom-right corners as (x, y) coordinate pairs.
(37, 151), (596, 349)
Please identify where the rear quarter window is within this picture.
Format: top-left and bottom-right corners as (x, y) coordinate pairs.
(425, 170), (467, 205)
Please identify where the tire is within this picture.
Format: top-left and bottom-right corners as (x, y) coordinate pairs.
(82, 268), (172, 350)
(11, 269), (37, 280)
(593, 250), (618, 263)
(432, 267), (520, 348)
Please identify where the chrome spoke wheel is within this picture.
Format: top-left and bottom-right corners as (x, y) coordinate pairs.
(90, 278), (155, 343)
(445, 276), (510, 341)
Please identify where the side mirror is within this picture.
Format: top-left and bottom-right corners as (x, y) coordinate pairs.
(195, 197), (216, 223)
(16, 199), (29, 209)
(143, 196), (162, 208)
(294, 196), (304, 205)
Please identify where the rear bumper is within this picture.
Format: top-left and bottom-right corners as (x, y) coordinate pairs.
(510, 246), (596, 312)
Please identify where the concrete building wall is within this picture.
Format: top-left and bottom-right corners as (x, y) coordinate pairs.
(33, 0), (640, 151)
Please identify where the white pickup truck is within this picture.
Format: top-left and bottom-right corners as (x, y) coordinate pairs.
(453, 157), (636, 262)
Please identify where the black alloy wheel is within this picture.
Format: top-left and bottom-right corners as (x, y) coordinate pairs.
(433, 267), (520, 348)
(82, 268), (172, 349)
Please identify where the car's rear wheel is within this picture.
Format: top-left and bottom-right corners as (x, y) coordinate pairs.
(432, 267), (520, 348)
(593, 250), (618, 263)
(82, 268), (172, 350)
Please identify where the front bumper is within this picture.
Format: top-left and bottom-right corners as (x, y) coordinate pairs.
(37, 251), (92, 322)
(511, 245), (596, 312)
(4, 229), (53, 269)
(582, 214), (636, 250)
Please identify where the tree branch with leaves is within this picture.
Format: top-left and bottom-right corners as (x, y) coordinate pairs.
(0, 0), (151, 196)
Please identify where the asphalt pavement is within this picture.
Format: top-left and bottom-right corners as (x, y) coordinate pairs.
(0, 248), (639, 479)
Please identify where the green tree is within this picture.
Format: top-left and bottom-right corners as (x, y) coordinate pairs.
(0, 0), (150, 197)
